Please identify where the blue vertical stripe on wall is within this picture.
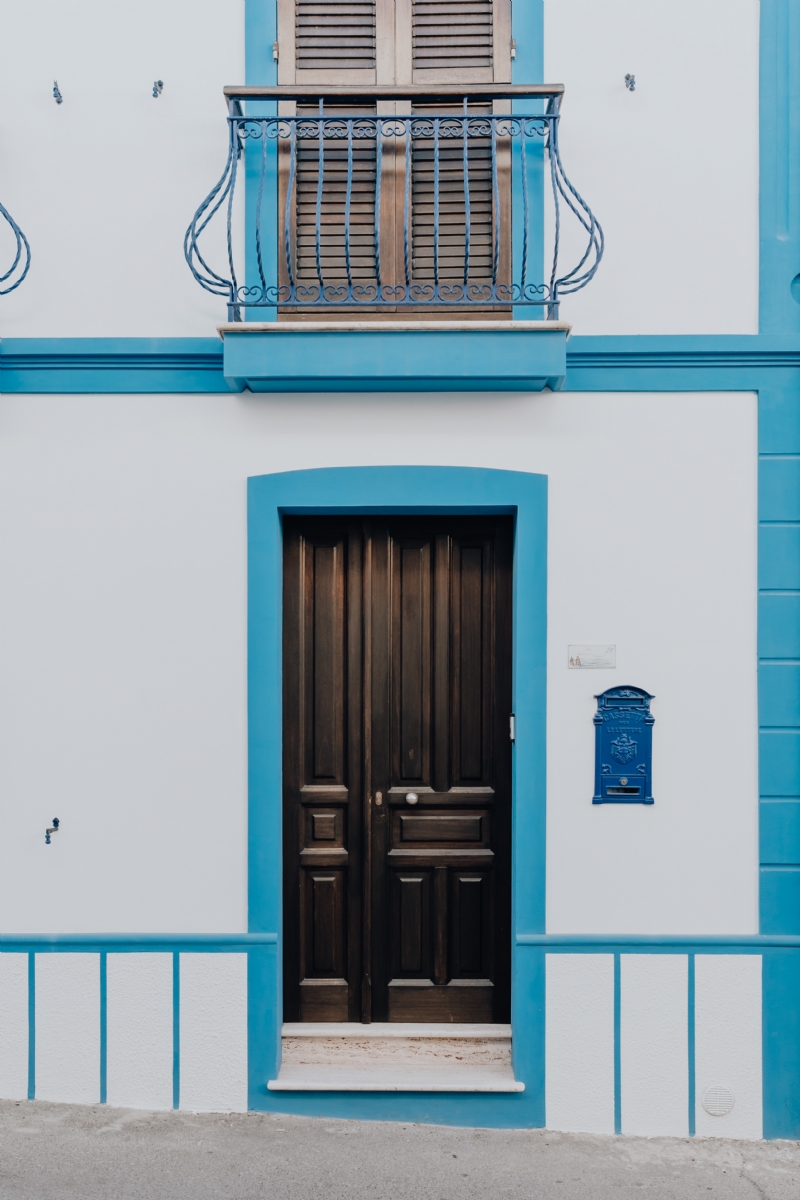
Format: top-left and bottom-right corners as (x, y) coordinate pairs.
(763, 951), (800, 1137)
(759, 456), (800, 519)
(759, 0), (800, 335)
(613, 953), (621, 1135)
(759, 4), (800, 1138)
(759, 663), (800, 725)
(99, 952), (107, 1104)
(245, 0), (279, 319)
(27, 953), (35, 1101)
(172, 953), (180, 1111)
(687, 955), (696, 1137)
(759, 526), (800, 589)
(761, 801), (800, 863)
(511, 0), (544, 321)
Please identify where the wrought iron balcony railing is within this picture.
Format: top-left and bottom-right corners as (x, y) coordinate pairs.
(186, 85), (603, 321)
(1, 199), (30, 295)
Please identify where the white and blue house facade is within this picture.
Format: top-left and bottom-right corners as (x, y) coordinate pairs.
(0, 0), (798, 1138)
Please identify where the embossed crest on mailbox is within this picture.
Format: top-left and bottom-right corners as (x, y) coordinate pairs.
(593, 686), (654, 804)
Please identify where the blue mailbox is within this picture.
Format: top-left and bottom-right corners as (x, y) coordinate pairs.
(593, 686), (654, 804)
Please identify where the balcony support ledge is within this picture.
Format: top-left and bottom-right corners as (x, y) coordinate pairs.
(218, 320), (570, 393)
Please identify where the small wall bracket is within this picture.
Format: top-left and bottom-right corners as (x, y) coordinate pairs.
(45, 818), (60, 844)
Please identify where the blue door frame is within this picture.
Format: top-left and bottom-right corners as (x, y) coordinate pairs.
(246, 466), (548, 1124)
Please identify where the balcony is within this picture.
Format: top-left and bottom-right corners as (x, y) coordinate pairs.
(186, 84), (602, 391)
(1, 199), (30, 295)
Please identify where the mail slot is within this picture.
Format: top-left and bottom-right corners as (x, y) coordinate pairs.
(593, 685), (654, 805)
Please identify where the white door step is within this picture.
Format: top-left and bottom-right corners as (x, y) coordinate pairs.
(268, 1023), (523, 1093)
(282, 1022), (512, 1038)
(268, 1064), (524, 1092)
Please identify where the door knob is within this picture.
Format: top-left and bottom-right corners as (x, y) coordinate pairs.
(405, 792), (419, 806)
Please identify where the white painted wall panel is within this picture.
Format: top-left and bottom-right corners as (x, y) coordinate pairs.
(544, 0), (759, 334)
(0, 0), (244, 337)
(695, 955), (762, 1140)
(107, 954), (173, 1110)
(0, 390), (757, 933)
(546, 954), (614, 1134)
(179, 954), (247, 1113)
(620, 955), (688, 1137)
(0, 955), (28, 1100)
(35, 954), (99, 1104)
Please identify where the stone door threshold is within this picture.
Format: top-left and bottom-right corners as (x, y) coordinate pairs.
(268, 1023), (524, 1093)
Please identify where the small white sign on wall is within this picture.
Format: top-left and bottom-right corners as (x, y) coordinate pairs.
(568, 645), (616, 669)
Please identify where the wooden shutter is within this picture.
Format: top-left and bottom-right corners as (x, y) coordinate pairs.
(278, 0), (380, 84)
(412, 0), (493, 77)
(410, 102), (498, 293)
(276, 0), (510, 85)
(293, 104), (379, 287)
(406, 0), (510, 83)
(296, 0), (376, 71)
(275, 0), (511, 315)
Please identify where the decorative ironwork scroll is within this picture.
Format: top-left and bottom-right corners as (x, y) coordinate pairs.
(0, 200), (31, 295)
(185, 89), (603, 321)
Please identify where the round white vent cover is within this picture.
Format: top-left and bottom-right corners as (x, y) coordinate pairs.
(702, 1085), (735, 1116)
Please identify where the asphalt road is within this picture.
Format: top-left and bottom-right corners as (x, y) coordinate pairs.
(0, 1101), (798, 1200)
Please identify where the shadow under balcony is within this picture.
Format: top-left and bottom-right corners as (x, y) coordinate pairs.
(186, 84), (603, 392)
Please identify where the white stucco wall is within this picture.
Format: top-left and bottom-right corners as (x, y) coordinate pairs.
(0, 0), (244, 337)
(544, 0), (760, 334)
(0, 389), (757, 934)
(0, 1), (759, 338)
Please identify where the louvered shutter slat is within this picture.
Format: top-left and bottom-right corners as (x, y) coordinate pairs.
(295, 0), (376, 71)
(410, 103), (496, 285)
(294, 105), (378, 284)
(412, 0), (493, 71)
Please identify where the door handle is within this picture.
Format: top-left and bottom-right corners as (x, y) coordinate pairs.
(405, 792), (419, 806)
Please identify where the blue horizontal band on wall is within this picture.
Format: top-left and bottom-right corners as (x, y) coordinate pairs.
(0, 933), (277, 951)
(0, 339), (234, 393)
(515, 935), (800, 949)
(1, 334), (800, 393)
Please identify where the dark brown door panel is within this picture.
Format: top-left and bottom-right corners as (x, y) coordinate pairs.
(283, 515), (512, 1022)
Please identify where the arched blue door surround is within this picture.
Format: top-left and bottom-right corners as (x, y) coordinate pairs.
(246, 466), (548, 1124)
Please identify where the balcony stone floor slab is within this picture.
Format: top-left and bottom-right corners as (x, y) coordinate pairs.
(218, 320), (570, 393)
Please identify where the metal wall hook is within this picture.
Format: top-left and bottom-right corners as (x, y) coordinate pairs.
(625, 74), (636, 92)
(53, 81), (63, 104)
(152, 80), (163, 98)
(45, 818), (59, 845)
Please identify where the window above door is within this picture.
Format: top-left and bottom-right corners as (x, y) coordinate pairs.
(184, 0), (604, 386)
(277, 0), (512, 86)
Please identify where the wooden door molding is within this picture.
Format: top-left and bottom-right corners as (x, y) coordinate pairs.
(282, 519), (365, 1021)
(369, 517), (512, 1022)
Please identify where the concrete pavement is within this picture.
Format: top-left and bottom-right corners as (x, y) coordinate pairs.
(0, 1100), (798, 1199)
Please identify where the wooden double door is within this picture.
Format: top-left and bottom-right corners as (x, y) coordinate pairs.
(283, 516), (512, 1022)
